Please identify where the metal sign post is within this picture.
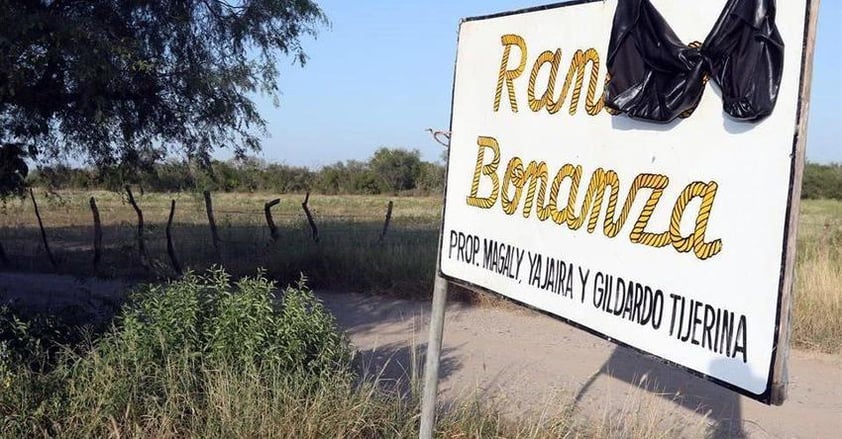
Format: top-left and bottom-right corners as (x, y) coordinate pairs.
(419, 274), (449, 439)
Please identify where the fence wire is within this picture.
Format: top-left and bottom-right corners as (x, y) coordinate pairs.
(0, 191), (442, 280)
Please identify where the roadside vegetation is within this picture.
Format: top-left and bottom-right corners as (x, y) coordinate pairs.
(27, 159), (842, 200)
(0, 269), (703, 438)
(795, 164), (842, 351)
(801, 162), (842, 201)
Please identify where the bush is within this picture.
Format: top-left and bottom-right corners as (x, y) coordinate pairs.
(802, 162), (842, 200)
(0, 269), (353, 436)
(114, 268), (350, 376)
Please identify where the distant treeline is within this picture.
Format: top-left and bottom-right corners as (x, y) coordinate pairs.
(28, 148), (446, 196)
(27, 153), (842, 200)
(802, 162), (842, 200)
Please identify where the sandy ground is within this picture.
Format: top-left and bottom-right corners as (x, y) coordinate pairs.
(1, 272), (840, 438)
(321, 292), (841, 439)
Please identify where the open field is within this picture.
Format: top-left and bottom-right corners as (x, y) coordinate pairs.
(0, 191), (441, 297)
(1, 190), (841, 353)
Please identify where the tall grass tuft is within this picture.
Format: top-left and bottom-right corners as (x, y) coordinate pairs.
(794, 226), (842, 353)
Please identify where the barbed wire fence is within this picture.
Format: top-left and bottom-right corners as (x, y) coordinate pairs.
(0, 129), (457, 279)
(0, 186), (441, 280)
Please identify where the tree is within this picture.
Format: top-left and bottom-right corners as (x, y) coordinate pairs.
(369, 148), (422, 194)
(802, 162), (842, 200)
(0, 0), (326, 195)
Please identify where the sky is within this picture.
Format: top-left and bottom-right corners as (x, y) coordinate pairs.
(249, 0), (841, 168)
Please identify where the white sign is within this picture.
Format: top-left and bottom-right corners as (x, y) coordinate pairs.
(439, 0), (813, 403)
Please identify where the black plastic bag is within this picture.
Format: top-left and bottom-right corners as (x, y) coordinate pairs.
(604, 0), (784, 123)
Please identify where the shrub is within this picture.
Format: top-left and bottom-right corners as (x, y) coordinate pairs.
(802, 162), (842, 200)
(0, 269), (353, 436)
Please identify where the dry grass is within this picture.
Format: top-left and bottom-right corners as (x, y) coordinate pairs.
(793, 199), (842, 353)
(0, 190), (441, 228)
(0, 190), (441, 296)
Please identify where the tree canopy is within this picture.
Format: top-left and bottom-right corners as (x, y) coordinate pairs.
(369, 147), (423, 193)
(0, 0), (326, 195)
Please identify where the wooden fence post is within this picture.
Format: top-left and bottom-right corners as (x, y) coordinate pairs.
(379, 200), (394, 243)
(125, 185), (149, 270)
(166, 199), (182, 275)
(770, 0), (821, 406)
(0, 241), (9, 267)
(203, 190), (223, 261)
(264, 198), (281, 242)
(29, 188), (57, 269)
(301, 192), (319, 243)
(89, 196), (103, 270)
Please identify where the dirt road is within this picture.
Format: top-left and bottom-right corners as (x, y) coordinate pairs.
(319, 291), (842, 439)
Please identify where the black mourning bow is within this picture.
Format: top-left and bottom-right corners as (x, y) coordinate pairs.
(604, 0), (784, 123)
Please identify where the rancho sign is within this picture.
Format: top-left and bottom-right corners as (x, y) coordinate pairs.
(437, 0), (817, 404)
